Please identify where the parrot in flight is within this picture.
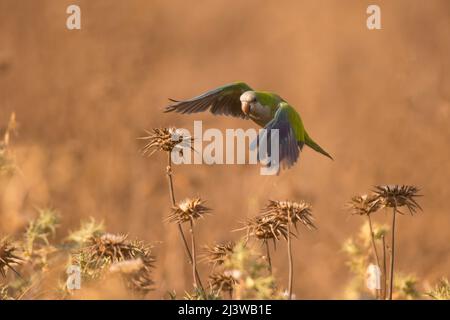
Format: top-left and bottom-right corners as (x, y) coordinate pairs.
(165, 82), (332, 170)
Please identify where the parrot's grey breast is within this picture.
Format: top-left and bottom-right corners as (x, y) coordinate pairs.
(248, 101), (272, 126)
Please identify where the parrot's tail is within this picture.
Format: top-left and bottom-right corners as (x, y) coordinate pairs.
(304, 132), (333, 160)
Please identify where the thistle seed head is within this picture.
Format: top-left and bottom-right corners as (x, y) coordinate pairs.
(261, 200), (316, 230)
(202, 241), (235, 266)
(140, 127), (193, 156)
(373, 185), (422, 214)
(73, 233), (155, 293)
(209, 272), (236, 296)
(167, 197), (211, 224)
(347, 194), (382, 216)
(243, 215), (289, 243)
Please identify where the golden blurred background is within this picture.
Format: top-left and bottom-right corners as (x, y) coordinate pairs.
(0, 0), (449, 298)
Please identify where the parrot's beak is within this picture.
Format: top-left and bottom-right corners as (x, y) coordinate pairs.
(242, 102), (250, 115)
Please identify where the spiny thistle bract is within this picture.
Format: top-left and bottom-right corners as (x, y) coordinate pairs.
(242, 200), (315, 244)
(167, 197), (211, 224)
(0, 238), (22, 277)
(243, 215), (289, 244)
(73, 233), (156, 294)
(373, 185), (422, 214)
(209, 272), (236, 296)
(202, 241), (235, 267)
(347, 194), (382, 216)
(261, 200), (315, 230)
(140, 127), (193, 156)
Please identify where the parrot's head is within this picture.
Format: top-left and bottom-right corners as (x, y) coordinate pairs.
(240, 91), (257, 116)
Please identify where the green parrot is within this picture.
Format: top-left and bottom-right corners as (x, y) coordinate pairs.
(165, 82), (332, 169)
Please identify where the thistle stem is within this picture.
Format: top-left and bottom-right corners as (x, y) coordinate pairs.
(265, 241), (272, 274)
(287, 211), (293, 300)
(388, 208), (397, 300)
(189, 220), (201, 290)
(381, 234), (387, 300)
(367, 215), (381, 299)
(166, 152), (204, 291)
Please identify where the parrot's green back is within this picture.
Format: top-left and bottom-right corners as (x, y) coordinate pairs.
(276, 102), (333, 160)
(255, 92), (283, 115)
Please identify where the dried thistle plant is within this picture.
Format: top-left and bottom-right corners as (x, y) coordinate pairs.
(261, 200), (315, 230)
(201, 241), (235, 268)
(348, 194), (382, 216)
(240, 200), (315, 300)
(209, 272), (236, 298)
(373, 185), (422, 215)
(140, 127), (193, 157)
(72, 233), (156, 294)
(140, 127), (201, 292)
(373, 185), (422, 300)
(167, 197), (211, 224)
(261, 200), (314, 300)
(0, 238), (22, 278)
(347, 194), (383, 299)
(242, 215), (289, 243)
(167, 197), (211, 290)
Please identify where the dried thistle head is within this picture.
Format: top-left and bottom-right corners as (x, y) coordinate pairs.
(209, 272), (236, 296)
(140, 127), (193, 156)
(347, 194), (382, 216)
(202, 241), (235, 266)
(242, 215), (289, 243)
(261, 200), (316, 230)
(73, 233), (156, 293)
(373, 185), (422, 214)
(0, 238), (22, 278)
(167, 197), (211, 224)
(87, 233), (132, 262)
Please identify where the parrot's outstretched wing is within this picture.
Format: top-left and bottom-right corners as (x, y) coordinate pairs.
(253, 103), (304, 170)
(165, 82), (253, 119)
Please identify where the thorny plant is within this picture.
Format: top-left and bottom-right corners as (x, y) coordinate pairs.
(140, 127), (204, 292)
(72, 233), (156, 295)
(167, 197), (210, 291)
(348, 186), (422, 299)
(239, 200), (315, 300)
(373, 185), (422, 300)
(201, 241), (236, 299)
